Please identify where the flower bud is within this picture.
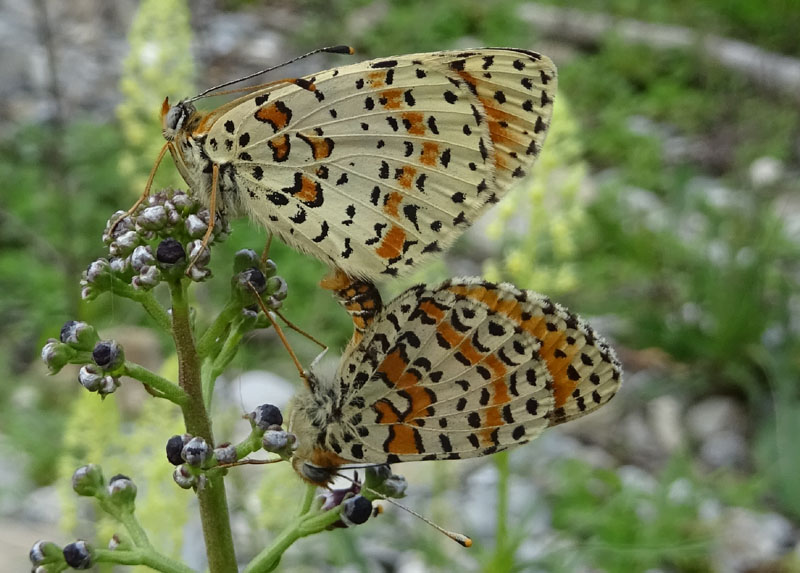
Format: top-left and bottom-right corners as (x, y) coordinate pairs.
(109, 230), (139, 257)
(233, 249), (260, 273)
(109, 256), (129, 275)
(214, 443), (238, 465)
(62, 540), (92, 569)
(132, 265), (161, 289)
(84, 258), (112, 289)
(238, 268), (267, 297)
(139, 205), (167, 230)
(186, 213), (208, 237)
(72, 464), (104, 497)
(41, 340), (72, 374)
(156, 238), (186, 265)
(108, 534), (121, 550)
(130, 245), (156, 273)
(188, 239), (211, 266)
(341, 495), (373, 526)
(78, 365), (119, 395)
(29, 540), (61, 566)
(60, 320), (100, 351)
(173, 465), (196, 489)
(250, 404), (283, 431)
(267, 276), (288, 300)
(182, 437), (210, 466)
(263, 258), (277, 277)
(92, 340), (125, 372)
(262, 430), (296, 456)
(108, 474), (137, 506)
(166, 434), (191, 466)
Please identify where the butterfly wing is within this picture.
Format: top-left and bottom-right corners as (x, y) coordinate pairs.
(305, 278), (621, 468)
(203, 49), (556, 280)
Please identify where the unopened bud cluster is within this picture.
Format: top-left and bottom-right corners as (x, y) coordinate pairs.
(232, 250), (289, 312)
(41, 322), (126, 396)
(81, 189), (229, 299)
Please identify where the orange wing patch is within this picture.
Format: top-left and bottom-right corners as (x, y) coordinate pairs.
(375, 225), (406, 259)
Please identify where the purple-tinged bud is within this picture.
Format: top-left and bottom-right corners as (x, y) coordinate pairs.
(132, 265), (161, 289)
(262, 430), (296, 455)
(92, 340), (125, 372)
(185, 214), (208, 238)
(173, 465), (196, 489)
(63, 540), (92, 569)
(130, 245), (156, 273)
(187, 240), (211, 267)
(108, 534), (121, 550)
(187, 265), (211, 282)
(60, 320), (99, 351)
(250, 404), (283, 431)
(109, 256), (129, 275)
(156, 238), (186, 265)
(341, 495), (373, 526)
(139, 205), (167, 230)
(109, 230), (140, 257)
(182, 437), (210, 466)
(108, 474), (137, 506)
(166, 434), (191, 466)
(263, 258), (277, 277)
(41, 340), (71, 374)
(267, 276), (288, 300)
(84, 258), (112, 289)
(233, 249), (260, 273)
(29, 540), (61, 566)
(78, 365), (119, 395)
(72, 464), (104, 497)
(214, 443), (238, 465)
(238, 267), (266, 294)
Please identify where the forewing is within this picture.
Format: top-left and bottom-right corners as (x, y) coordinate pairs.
(331, 278), (621, 465)
(204, 49), (556, 279)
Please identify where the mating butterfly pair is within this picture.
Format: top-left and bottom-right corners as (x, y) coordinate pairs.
(145, 47), (621, 484)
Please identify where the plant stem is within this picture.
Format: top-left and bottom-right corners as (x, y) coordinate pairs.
(243, 498), (343, 573)
(490, 451), (512, 573)
(93, 547), (196, 573)
(168, 278), (237, 573)
(124, 362), (188, 405)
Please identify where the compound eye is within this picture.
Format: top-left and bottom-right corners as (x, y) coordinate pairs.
(165, 104), (186, 131)
(302, 463), (334, 485)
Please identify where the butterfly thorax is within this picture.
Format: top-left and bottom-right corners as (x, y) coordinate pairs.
(288, 372), (355, 484)
(161, 99), (246, 218)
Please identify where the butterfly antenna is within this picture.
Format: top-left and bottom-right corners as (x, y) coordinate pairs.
(274, 308), (327, 350)
(336, 472), (472, 548)
(246, 282), (307, 381)
(188, 45), (355, 102)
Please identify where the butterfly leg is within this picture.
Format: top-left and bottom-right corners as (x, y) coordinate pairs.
(320, 269), (383, 345)
(109, 142), (170, 235)
(187, 162), (219, 274)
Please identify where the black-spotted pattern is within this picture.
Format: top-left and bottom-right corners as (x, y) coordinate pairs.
(288, 277), (622, 485)
(160, 49), (557, 280)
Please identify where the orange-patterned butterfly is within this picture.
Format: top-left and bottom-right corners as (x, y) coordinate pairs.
(135, 47), (556, 279)
(288, 277), (622, 486)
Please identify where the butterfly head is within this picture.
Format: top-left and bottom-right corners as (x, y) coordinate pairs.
(161, 97), (197, 141)
(292, 456), (337, 486)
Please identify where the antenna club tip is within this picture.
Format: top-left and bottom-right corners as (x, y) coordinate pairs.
(326, 45), (355, 55)
(463, 537), (473, 548)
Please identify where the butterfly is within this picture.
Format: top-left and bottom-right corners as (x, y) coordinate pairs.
(288, 277), (622, 486)
(149, 47), (556, 280)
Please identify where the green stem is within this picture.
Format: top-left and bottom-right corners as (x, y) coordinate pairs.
(243, 502), (343, 573)
(168, 279), (237, 573)
(196, 300), (241, 358)
(299, 483), (317, 515)
(124, 362), (188, 405)
(109, 276), (171, 332)
(490, 451), (511, 573)
(93, 547), (196, 573)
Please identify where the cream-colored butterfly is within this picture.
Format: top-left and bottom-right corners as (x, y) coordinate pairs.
(131, 46), (557, 280)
